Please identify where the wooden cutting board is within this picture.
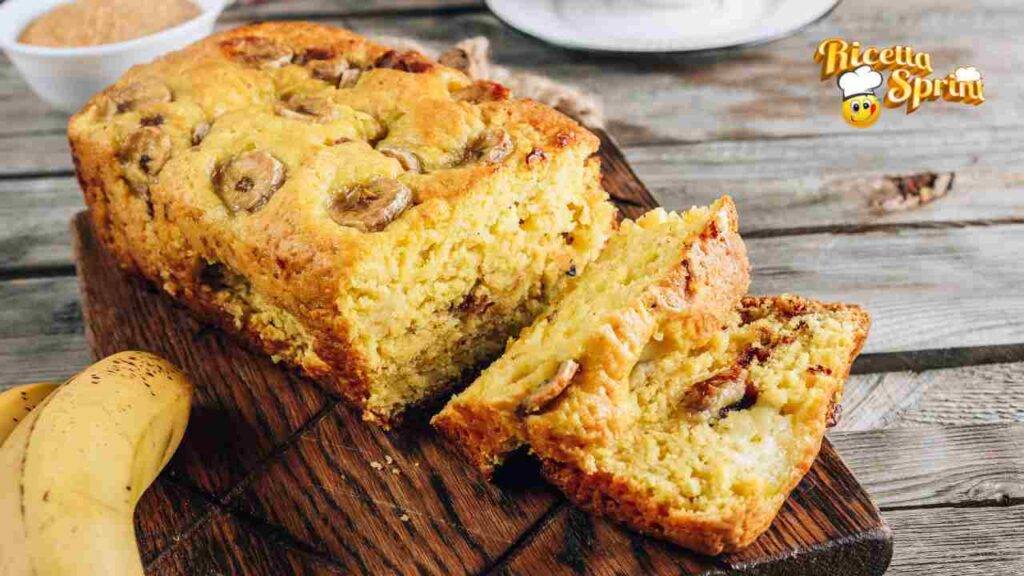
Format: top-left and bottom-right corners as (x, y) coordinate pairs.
(72, 129), (893, 575)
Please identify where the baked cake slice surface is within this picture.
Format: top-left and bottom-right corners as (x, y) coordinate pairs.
(67, 22), (617, 423)
(530, 295), (870, 555)
(432, 197), (750, 474)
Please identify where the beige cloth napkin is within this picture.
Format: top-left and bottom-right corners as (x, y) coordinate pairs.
(375, 35), (605, 128)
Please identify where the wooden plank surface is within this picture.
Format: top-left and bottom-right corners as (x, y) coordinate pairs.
(135, 480), (213, 565)
(147, 510), (350, 575)
(748, 224), (1024, 353)
(839, 363), (1024, 432)
(0, 178), (81, 272)
(326, 1), (1023, 143)
(884, 505), (1024, 576)
(0, 133), (70, 177)
(224, 403), (560, 575)
(354, 0), (1023, 136)
(627, 127), (1024, 233)
(830, 424), (1024, 509)
(2, 0), (1023, 145)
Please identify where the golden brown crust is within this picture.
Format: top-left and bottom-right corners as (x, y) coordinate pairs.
(536, 296), (871, 555)
(431, 401), (520, 474)
(68, 22), (613, 424)
(540, 459), (740, 555)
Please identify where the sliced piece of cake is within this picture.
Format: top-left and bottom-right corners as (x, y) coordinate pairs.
(432, 197), (750, 475)
(530, 295), (870, 555)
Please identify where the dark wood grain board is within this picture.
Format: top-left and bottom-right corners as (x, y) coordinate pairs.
(72, 130), (892, 575)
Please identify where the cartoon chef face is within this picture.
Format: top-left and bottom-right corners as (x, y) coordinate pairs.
(838, 65), (883, 128)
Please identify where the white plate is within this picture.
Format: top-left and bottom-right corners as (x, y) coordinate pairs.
(486, 0), (840, 53)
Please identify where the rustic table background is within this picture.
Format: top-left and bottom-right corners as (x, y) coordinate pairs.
(1, 0), (1022, 574)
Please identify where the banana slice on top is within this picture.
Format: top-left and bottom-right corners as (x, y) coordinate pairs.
(330, 177), (413, 232)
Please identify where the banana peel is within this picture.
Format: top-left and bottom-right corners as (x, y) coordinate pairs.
(0, 381), (59, 444)
(0, 351), (192, 576)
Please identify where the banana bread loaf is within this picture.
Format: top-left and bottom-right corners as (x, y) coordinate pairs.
(530, 295), (870, 554)
(433, 197), (750, 474)
(67, 22), (617, 423)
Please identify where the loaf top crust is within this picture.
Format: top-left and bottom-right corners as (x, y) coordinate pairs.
(68, 22), (607, 413)
(69, 21), (598, 281)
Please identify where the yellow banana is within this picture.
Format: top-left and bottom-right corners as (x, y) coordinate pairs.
(0, 381), (59, 444)
(0, 351), (192, 576)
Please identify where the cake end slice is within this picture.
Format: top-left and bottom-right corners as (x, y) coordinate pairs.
(529, 295), (870, 555)
(432, 197), (750, 475)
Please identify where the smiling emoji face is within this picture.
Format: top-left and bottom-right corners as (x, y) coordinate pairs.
(842, 94), (880, 128)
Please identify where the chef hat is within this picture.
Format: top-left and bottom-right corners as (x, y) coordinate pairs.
(838, 65), (883, 99)
(955, 66), (982, 82)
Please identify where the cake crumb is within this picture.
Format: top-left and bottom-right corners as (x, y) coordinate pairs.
(370, 461), (383, 470)
(384, 455), (394, 464)
(391, 467), (401, 475)
(400, 514), (410, 522)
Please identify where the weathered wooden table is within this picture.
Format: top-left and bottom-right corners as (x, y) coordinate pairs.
(2, 1), (1022, 574)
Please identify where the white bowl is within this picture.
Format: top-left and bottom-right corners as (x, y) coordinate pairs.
(0, 0), (231, 113)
